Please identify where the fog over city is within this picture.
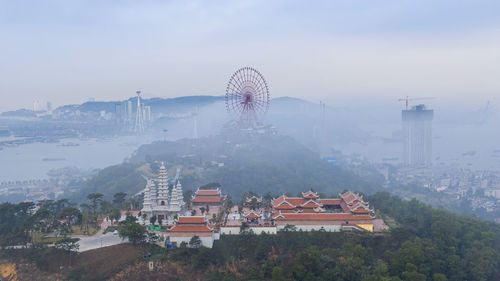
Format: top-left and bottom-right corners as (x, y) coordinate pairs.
(1, 0), (500, 209)
(0, 2), (499, 280)
(1, 0), (499, 111)
(2, 1), (499, 170)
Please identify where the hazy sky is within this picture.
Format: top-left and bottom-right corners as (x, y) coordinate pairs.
(1, 0), (499, 111)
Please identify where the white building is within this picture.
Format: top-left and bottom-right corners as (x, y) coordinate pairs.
(141, 162), (185, 225)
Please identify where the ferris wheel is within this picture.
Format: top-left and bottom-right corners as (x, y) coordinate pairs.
(225, 67), (270, 127)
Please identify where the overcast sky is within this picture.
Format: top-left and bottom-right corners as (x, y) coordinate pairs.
(1, 0), (499, 111)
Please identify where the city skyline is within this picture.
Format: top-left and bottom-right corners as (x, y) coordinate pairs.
(1, 0), (500, 111)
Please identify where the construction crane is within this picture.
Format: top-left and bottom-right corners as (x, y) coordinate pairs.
(398, 96), (435, 110)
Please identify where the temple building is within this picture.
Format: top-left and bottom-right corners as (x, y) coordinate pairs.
(141, 162), (185, 225)
(243, 210), (262, 223)
(191, 188), (226, 207)
(244, 196), (263, 208)
(272, 190), (375, 232)
(169, 216), (215, 248)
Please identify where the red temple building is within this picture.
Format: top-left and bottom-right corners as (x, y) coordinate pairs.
(169, 216), (215, 248)
(272, 190), (375, 232)
(191, 188), (226, 207)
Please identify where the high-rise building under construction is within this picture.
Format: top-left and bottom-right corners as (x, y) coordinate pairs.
(402, 104), (433, 167)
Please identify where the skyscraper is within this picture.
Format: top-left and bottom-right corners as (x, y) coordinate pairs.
(114, 103), (122, 124)
(144, 105), (151, 122)
(134, 91), (144, 133)
(127, 100), (133, 124)
(402, 104), (433, 167)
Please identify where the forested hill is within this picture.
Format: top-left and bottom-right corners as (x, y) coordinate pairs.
(4, 191), (494, 280)
(152, 192), (497, 281)
(76, 134), (384, 201)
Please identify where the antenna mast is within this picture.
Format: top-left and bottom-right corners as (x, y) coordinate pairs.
(134, 90), (145, 133)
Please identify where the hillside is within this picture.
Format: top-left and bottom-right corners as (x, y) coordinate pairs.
(51, 95), (224, 115)
(2, 192), (498, 281)
(76, 134), (383, 201)
(73, 164), (146, 201)
(0, 244), (148, 281)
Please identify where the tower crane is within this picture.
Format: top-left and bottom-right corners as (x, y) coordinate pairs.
(398, 96), (435, 110)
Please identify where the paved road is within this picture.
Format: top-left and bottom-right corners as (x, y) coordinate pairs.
(76, 232), (127, 252)
(4, 233), (126, 252)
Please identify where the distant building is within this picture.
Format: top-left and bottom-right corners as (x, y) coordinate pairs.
(114, 104), (122, 124)
(127, 100), (133, 124)
(141, 162), (185, 225)
(144, 105), (151, 122)
(402, 104), (434, 167)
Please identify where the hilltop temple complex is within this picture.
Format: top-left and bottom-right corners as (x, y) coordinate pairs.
(138, 166), (386, 247)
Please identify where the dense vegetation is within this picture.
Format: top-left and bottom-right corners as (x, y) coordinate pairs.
(78, 134), (383, 200)
(1, 192), (499, 280)
(75, 164), (145, 202)
(4, 135), (497, 280)
(0, 244), (147, 281)
(0, 192), (138, 247)
(142, 192), (499, 281)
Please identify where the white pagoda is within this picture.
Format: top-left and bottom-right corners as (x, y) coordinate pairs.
(141, 162), (185, 225)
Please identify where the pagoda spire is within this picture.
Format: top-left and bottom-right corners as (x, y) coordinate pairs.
(142, 179), (153, 212)
(176, 180), (185, 208)
(170, 180), (183, 211)
(157, 161), (169, 207)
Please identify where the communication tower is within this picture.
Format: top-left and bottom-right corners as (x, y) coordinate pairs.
(134, 90), (145, 133)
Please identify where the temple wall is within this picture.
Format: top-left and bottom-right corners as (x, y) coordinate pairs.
(276, 224), (342, 232)
(220, 226), (277, 235)
(275, 219), (373, 226)
(169, 232), (212, 237)
(170, 233), (214, 248)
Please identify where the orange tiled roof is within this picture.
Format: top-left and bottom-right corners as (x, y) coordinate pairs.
(272, 191), (373, 217)
(318, 199), (342, 205)
(301, 200), (322, 208)
(286, 198), (306, 206)
(196, 189), (220, 196)
(343, 194), (357, 204)
(272, 195), (287, 206)
(302, 190), (319, 199)
(192, 196), (222, 203)
(273, 197), (344, 208)
(339, 201), (350, 213)
(178, 216), (205, 224)
(275, 200), (296, 210)
(273, 213), (373, 221)
(244, 211), (261, 219)
(170, 225), (212, 232)
(349, 202), (372, 213)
